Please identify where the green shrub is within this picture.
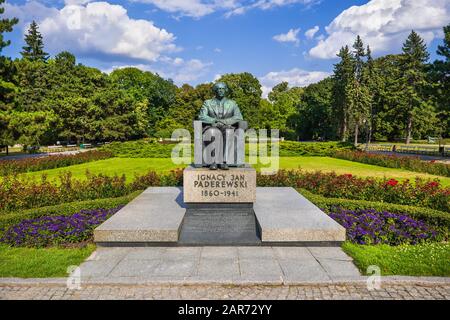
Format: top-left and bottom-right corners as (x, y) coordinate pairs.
(0, 150), (113, 175)
(100, 140), (355, 158)
(333, 150), (450, 177)
(299, 188), (449, 235)
(0, 191), (142, 237)
(278, 141), (355, 156)
(99, 140), (183, 158)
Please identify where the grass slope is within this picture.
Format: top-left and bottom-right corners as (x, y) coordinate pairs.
(0, 244), (95, 278)
(21, 156), (450, 186)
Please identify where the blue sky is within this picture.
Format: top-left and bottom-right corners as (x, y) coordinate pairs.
(3, 0), (449, 96)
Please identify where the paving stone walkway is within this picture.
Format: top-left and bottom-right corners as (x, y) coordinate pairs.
(0, 282), (448, 300)
(77, 246), (362, 284)
(1, 246), (448, 300)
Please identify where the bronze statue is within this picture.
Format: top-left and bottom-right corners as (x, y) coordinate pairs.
(197, 82), (246, 170)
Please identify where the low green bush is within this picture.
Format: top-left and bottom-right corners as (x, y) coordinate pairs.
(0, 190), (142, 236)
(0, 150), (113, 175)
(333, 150), (450, 177)
(278, 141), (355, 156)
(100, 140), (355, 158)
(99, 140), (180, 158)
(299, 188), (450, 235)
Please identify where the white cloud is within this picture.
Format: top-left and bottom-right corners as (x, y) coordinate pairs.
(7, 1), (179, 63)
(214, 48), (222, 53)
(130, 0), (238, 18)
(309, 0), (450, 59)
(259, 68), (331, 98)
(132, 0), (320, 18)
(304, 25), (319, 39)
(64, 0), (94, 4)
(273, 28), (300, 45)
(154, 56), (213, 84)
(104, 57), (212, 84)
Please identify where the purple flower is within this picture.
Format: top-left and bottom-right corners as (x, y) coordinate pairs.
(0, 205), (124, 247)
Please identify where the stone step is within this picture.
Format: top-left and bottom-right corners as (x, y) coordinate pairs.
(178, 208), (261, 245)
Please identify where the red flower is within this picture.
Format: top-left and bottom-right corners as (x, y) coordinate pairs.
(343, 173), (353, 178)
(428, 181), (439, 188)
(386, 179), (398, 187)
(430, 160), (436, 163)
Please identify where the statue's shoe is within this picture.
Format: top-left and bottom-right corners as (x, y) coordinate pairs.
(219, 163), (229, 170)
(209, 163), (218, 170)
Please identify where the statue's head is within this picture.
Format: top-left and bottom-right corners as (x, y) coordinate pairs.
(212, 82), (228, 99)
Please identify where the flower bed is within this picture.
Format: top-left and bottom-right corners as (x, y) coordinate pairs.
(0, 169), (183, 212)
(0, 206), (123, 247)
(328, 208), (438, 245)
(257, 170), (450, 212)
(1, 169), (449, 212)
(333, 150), (450, 177)
(0, 150), (113, 175)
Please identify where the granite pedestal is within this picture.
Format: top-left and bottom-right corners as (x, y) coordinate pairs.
(94, 187), (346, 246)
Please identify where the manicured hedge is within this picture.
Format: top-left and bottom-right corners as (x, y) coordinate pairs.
(299, 188), (450, 233)
(333, 150), (450, 177)
(100, 140), (355, 158)
(0, 190), (142, 236)
(99, 141), (179, 158)
(278, 141), (355, 156)
(0, 150), (113, 175)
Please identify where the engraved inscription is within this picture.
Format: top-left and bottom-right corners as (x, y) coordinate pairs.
(183, 166), (256, 203)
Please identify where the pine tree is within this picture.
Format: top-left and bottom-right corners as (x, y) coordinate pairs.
(333, 46), (355, 142)
(364, 45), (376, 147)
(353, 35), (365, 82)
(349, 35), (371, 146)
(21, 20), (48, 62)
(0, 0), (19, 154)
(400, 30), (431, 144)
(0, 0), (17, 53)
(432, 24), (450, 136)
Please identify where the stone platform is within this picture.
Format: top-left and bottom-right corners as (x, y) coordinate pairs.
(94, 187), (345, 246)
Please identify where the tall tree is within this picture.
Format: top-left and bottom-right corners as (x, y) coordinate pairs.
(364, 45), (378, 146)
(21, 20), (48, 62)
(333, 46), (355, 142)
(263, 82), (302, 139)
(0, 0), (17, 54)
(430, 24), (450, 137)
(296, 77), (335, 140)
(109, 67), (177, 136)
(218, 72), (262, 128)
(400, 30), (432, 144)
(0, 0), (18, 154)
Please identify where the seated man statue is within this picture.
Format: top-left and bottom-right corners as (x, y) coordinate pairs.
(198, 82), (246, 170)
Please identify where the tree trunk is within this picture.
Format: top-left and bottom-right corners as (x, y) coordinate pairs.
(354, 123), (359, 147)
(406, 115), (413, 145)
(6, 146), (8, 156)
(365, 118), (372, 151)
(341, 112), (348, 142)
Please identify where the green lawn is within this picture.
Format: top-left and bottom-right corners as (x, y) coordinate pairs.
(21, 156), (450, 186)
(0, 244), (95, 278)
(342, 242), (450, 276)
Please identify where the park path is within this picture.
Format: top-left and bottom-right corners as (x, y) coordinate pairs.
(0, 281), (448, 300)
(1, 246), (449, 300)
